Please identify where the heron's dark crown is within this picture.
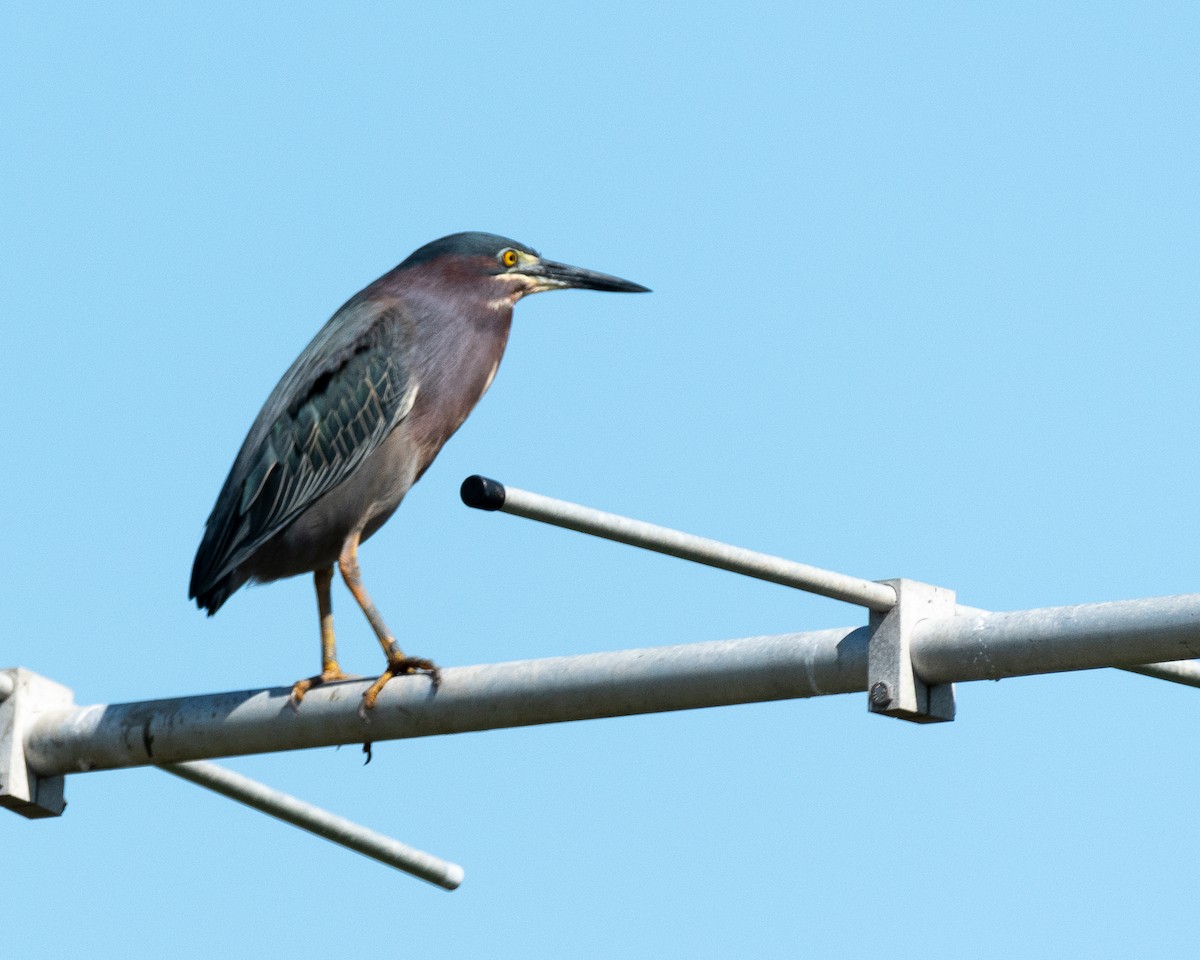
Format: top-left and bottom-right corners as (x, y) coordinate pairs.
(400, 232), (539, 269)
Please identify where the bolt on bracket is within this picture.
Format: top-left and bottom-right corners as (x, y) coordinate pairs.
(867, 579), (957, 723)
(0, 668), (74, 818)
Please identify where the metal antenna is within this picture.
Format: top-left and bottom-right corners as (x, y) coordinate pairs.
(5, 476), (1200, 878)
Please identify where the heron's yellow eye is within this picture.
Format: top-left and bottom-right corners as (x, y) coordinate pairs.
(500, 249), (519, 268)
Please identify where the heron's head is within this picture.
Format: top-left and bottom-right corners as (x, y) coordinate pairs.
(399, 231), (650, 309)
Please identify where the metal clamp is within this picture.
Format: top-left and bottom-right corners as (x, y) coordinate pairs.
(867, 579), (957, 723)
(0, 668), (74, 817)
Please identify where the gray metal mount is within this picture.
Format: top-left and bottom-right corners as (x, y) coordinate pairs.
(867, 579), (957, 723)
(0, 667), (73, 817)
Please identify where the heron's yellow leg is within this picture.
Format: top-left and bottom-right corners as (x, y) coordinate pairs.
(289, 567), (353, 706)
(337, 532), (440, 713)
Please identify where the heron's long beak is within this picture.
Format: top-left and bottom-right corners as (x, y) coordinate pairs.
(523, 258), (650, 294)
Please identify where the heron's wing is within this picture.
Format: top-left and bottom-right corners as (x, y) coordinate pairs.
(190, 299), (416, 602)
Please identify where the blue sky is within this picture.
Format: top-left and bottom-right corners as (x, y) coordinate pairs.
(4, 3), (1199, 957)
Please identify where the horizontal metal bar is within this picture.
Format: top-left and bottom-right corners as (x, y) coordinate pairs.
(24, 629), (864, 776)
(160, 760), (463, 889)
(944, 606), (1200, 693)
(1117, 659), (1200, 689)
(912, 594), (1200, 683)
(460, 475), (898, 611)
(22, 592), (1200, 777)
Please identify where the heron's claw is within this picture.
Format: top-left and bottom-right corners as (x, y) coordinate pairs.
(289, 664), (354, 710)
(357, 656), (441, 719)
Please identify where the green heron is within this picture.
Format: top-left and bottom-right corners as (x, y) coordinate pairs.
(189, 232), (648, 711)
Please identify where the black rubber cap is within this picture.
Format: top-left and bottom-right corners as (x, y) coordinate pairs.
(460, 475), (507, 511)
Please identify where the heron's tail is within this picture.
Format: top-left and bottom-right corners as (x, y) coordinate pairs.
(189, 563), (245, 616)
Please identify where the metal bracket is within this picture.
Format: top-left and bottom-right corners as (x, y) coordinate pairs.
(0, 668), (74, 817)
(867, 579), (957, 723)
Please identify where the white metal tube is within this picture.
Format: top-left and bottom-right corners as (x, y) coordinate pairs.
(22, 592), (1200, 777)
(25, 629), (865, 776)
(460, 476), (898, 611)
(160, 760), (463, 889)
(912, 594), (1200, 683)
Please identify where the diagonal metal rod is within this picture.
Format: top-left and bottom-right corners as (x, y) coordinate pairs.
(159, 760), (463, 889)
(460, 476), (1200, 687)
(460, 475), (898, 610)
(1119, 660), (1200, 688)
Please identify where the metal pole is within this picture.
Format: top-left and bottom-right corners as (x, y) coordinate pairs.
(23, 629), (863, 776)
(160, 760), (463, 889)
(22, 593), (1200, 777)
(913, 595), (1200, 683)
(460, 476), (898, 611)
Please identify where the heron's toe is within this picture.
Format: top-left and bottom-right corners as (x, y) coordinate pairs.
(358, 655), (441, 716)
(288, 665), (354, 710)
(396, 656), (441, 690)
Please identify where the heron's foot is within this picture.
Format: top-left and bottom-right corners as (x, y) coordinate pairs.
(358, 655), (441, 718)
(289, 663), (354, 709)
